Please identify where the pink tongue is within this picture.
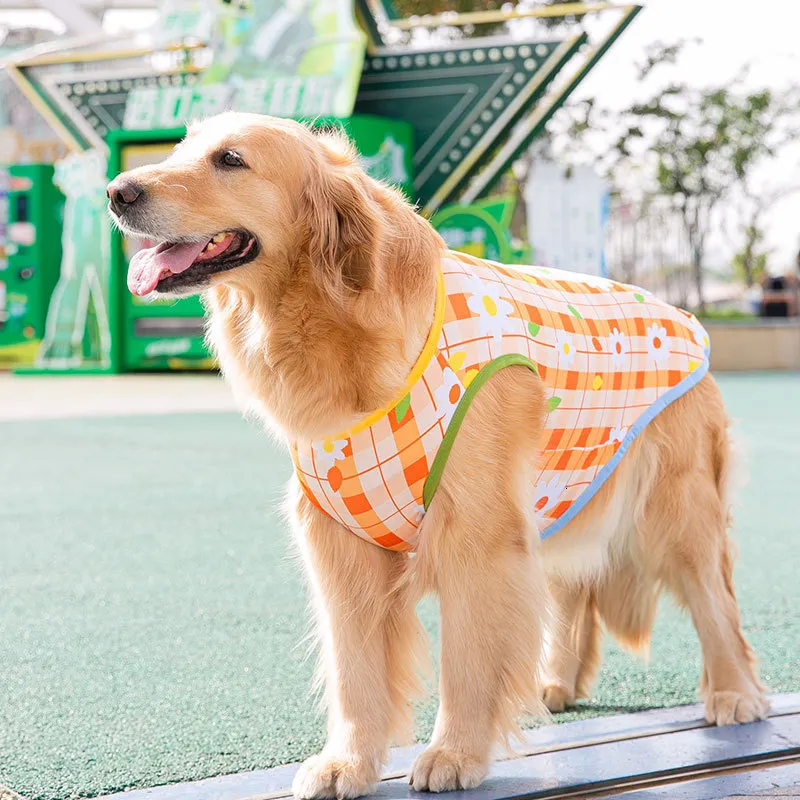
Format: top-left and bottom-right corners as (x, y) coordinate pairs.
(128, 239), (210, 296)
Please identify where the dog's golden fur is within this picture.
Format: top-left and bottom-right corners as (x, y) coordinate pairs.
(110, 112), (768, 798)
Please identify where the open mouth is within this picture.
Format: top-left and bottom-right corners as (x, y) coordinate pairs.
(127, 229), (259, 296)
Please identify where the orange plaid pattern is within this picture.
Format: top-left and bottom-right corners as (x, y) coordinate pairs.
(293, 250), (710, 551)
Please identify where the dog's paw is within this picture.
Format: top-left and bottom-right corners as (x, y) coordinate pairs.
(409, 747), (486, 793)
(292, 753), (378, 799)
(542, 681), (575, 713)
(704, 690), (769, 726)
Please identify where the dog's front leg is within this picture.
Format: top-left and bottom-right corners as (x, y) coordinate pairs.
(410, 366), (549, 792)
(290, 479), (419, 800)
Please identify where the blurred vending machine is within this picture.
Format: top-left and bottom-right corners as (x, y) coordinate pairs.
(0, 164), (64, 366)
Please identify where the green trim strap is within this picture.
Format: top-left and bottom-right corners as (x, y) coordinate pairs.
(422, 354), (539, 509)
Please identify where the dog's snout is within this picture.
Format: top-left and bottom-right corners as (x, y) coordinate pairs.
(107, 178), (144, 215)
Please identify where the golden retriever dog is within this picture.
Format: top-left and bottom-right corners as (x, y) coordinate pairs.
(107, 111), (767, 798)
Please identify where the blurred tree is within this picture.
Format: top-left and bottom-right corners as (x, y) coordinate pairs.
(637, 83), (799, 311)
(541, 40), (800, 311)
(732, 235), (770, 289)
(728, 186), (800, 287)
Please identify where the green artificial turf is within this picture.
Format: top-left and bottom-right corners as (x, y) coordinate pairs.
(1, 374), (799, 799)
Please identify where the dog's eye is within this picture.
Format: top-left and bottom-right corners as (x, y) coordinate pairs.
(219, 150), (246, 168)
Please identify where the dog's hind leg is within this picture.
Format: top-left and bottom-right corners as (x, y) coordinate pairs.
(655, 504), (768, 725)
(541, 580), (602, 712)
(637, 376), (767, 725)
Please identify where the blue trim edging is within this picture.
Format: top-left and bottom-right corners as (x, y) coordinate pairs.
(540, 354), (711, 540)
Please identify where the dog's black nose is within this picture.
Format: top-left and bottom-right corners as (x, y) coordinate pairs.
(107, 178), (144, 215)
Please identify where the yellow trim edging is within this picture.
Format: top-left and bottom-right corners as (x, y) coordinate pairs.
(336, 266), (445, 439)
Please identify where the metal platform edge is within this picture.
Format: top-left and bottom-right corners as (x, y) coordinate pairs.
(86, 693), (800, 800)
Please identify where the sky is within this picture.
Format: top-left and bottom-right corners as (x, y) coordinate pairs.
(3, 0), (799, 271)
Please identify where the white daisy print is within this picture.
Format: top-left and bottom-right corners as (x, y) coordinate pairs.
(554, 330), (576, 368)
(608, 328), (629, 369)
(312, 438), (348, 474)
(609, 425), (628, 443)
(434, 367), (464, 428)
(464, 277), (515, 344)
(532, 475), (568, 516)
(646, 323), (670, 366)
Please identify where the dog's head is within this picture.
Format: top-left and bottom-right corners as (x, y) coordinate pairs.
(107, 112), (380, 299)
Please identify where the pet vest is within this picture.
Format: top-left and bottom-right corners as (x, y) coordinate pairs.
(292, 250), (710, 551)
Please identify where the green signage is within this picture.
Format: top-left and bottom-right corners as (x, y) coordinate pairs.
(34, 150), (111, 371)
(432, 196), (529, 265)
(125, 0), (371, 129)
(15, 0), (367, 150)
(354, 36), (585, 211)
(123, 76), (345, 129)
(433, 204), (511, 264)
(0, 164), (64, 366)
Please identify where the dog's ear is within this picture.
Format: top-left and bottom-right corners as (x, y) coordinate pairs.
(302, 137), (379, 300)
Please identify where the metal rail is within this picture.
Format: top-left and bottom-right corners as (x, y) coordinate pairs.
(532, 750), (800, 799)
(244, 705), (800, 800)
